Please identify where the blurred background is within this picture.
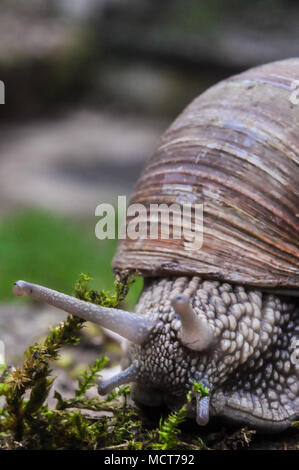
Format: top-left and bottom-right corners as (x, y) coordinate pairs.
(0, 0), (298, 389)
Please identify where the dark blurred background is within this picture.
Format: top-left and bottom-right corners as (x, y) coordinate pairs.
(0, 0), (298, 371)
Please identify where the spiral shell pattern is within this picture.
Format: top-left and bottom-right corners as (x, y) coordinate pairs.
(113, 59), (299, 290)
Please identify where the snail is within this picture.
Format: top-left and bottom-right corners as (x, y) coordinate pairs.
(13, 58), (298, 432)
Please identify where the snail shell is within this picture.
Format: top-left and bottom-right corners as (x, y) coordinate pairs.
(113, 58), (299, 291)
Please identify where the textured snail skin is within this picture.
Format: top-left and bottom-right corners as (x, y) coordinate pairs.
(128, 277), (299, 432)
(13, 277), (298, 431)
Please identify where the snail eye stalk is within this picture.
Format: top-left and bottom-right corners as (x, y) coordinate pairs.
(171, 294), (214, 351)
(13, 280), (155, 346)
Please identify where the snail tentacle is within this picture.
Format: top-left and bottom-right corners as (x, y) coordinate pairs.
(196, 393), (210, 426)
(13, 281), (155, 345)
(171, 294), (214, 351)
(97, 364), (138, 395)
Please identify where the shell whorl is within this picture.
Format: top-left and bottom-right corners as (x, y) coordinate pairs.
(113, 58), (299, 290)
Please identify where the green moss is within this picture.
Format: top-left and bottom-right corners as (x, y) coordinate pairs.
(187, 381), (209, 403)
(75, 356), (108, 397)
(0, 271), (148, 449)
(150, 406), (187, 450)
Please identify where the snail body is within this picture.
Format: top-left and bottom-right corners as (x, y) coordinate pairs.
(13, 59), (299, 432)
(127, 277), (298, 431)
